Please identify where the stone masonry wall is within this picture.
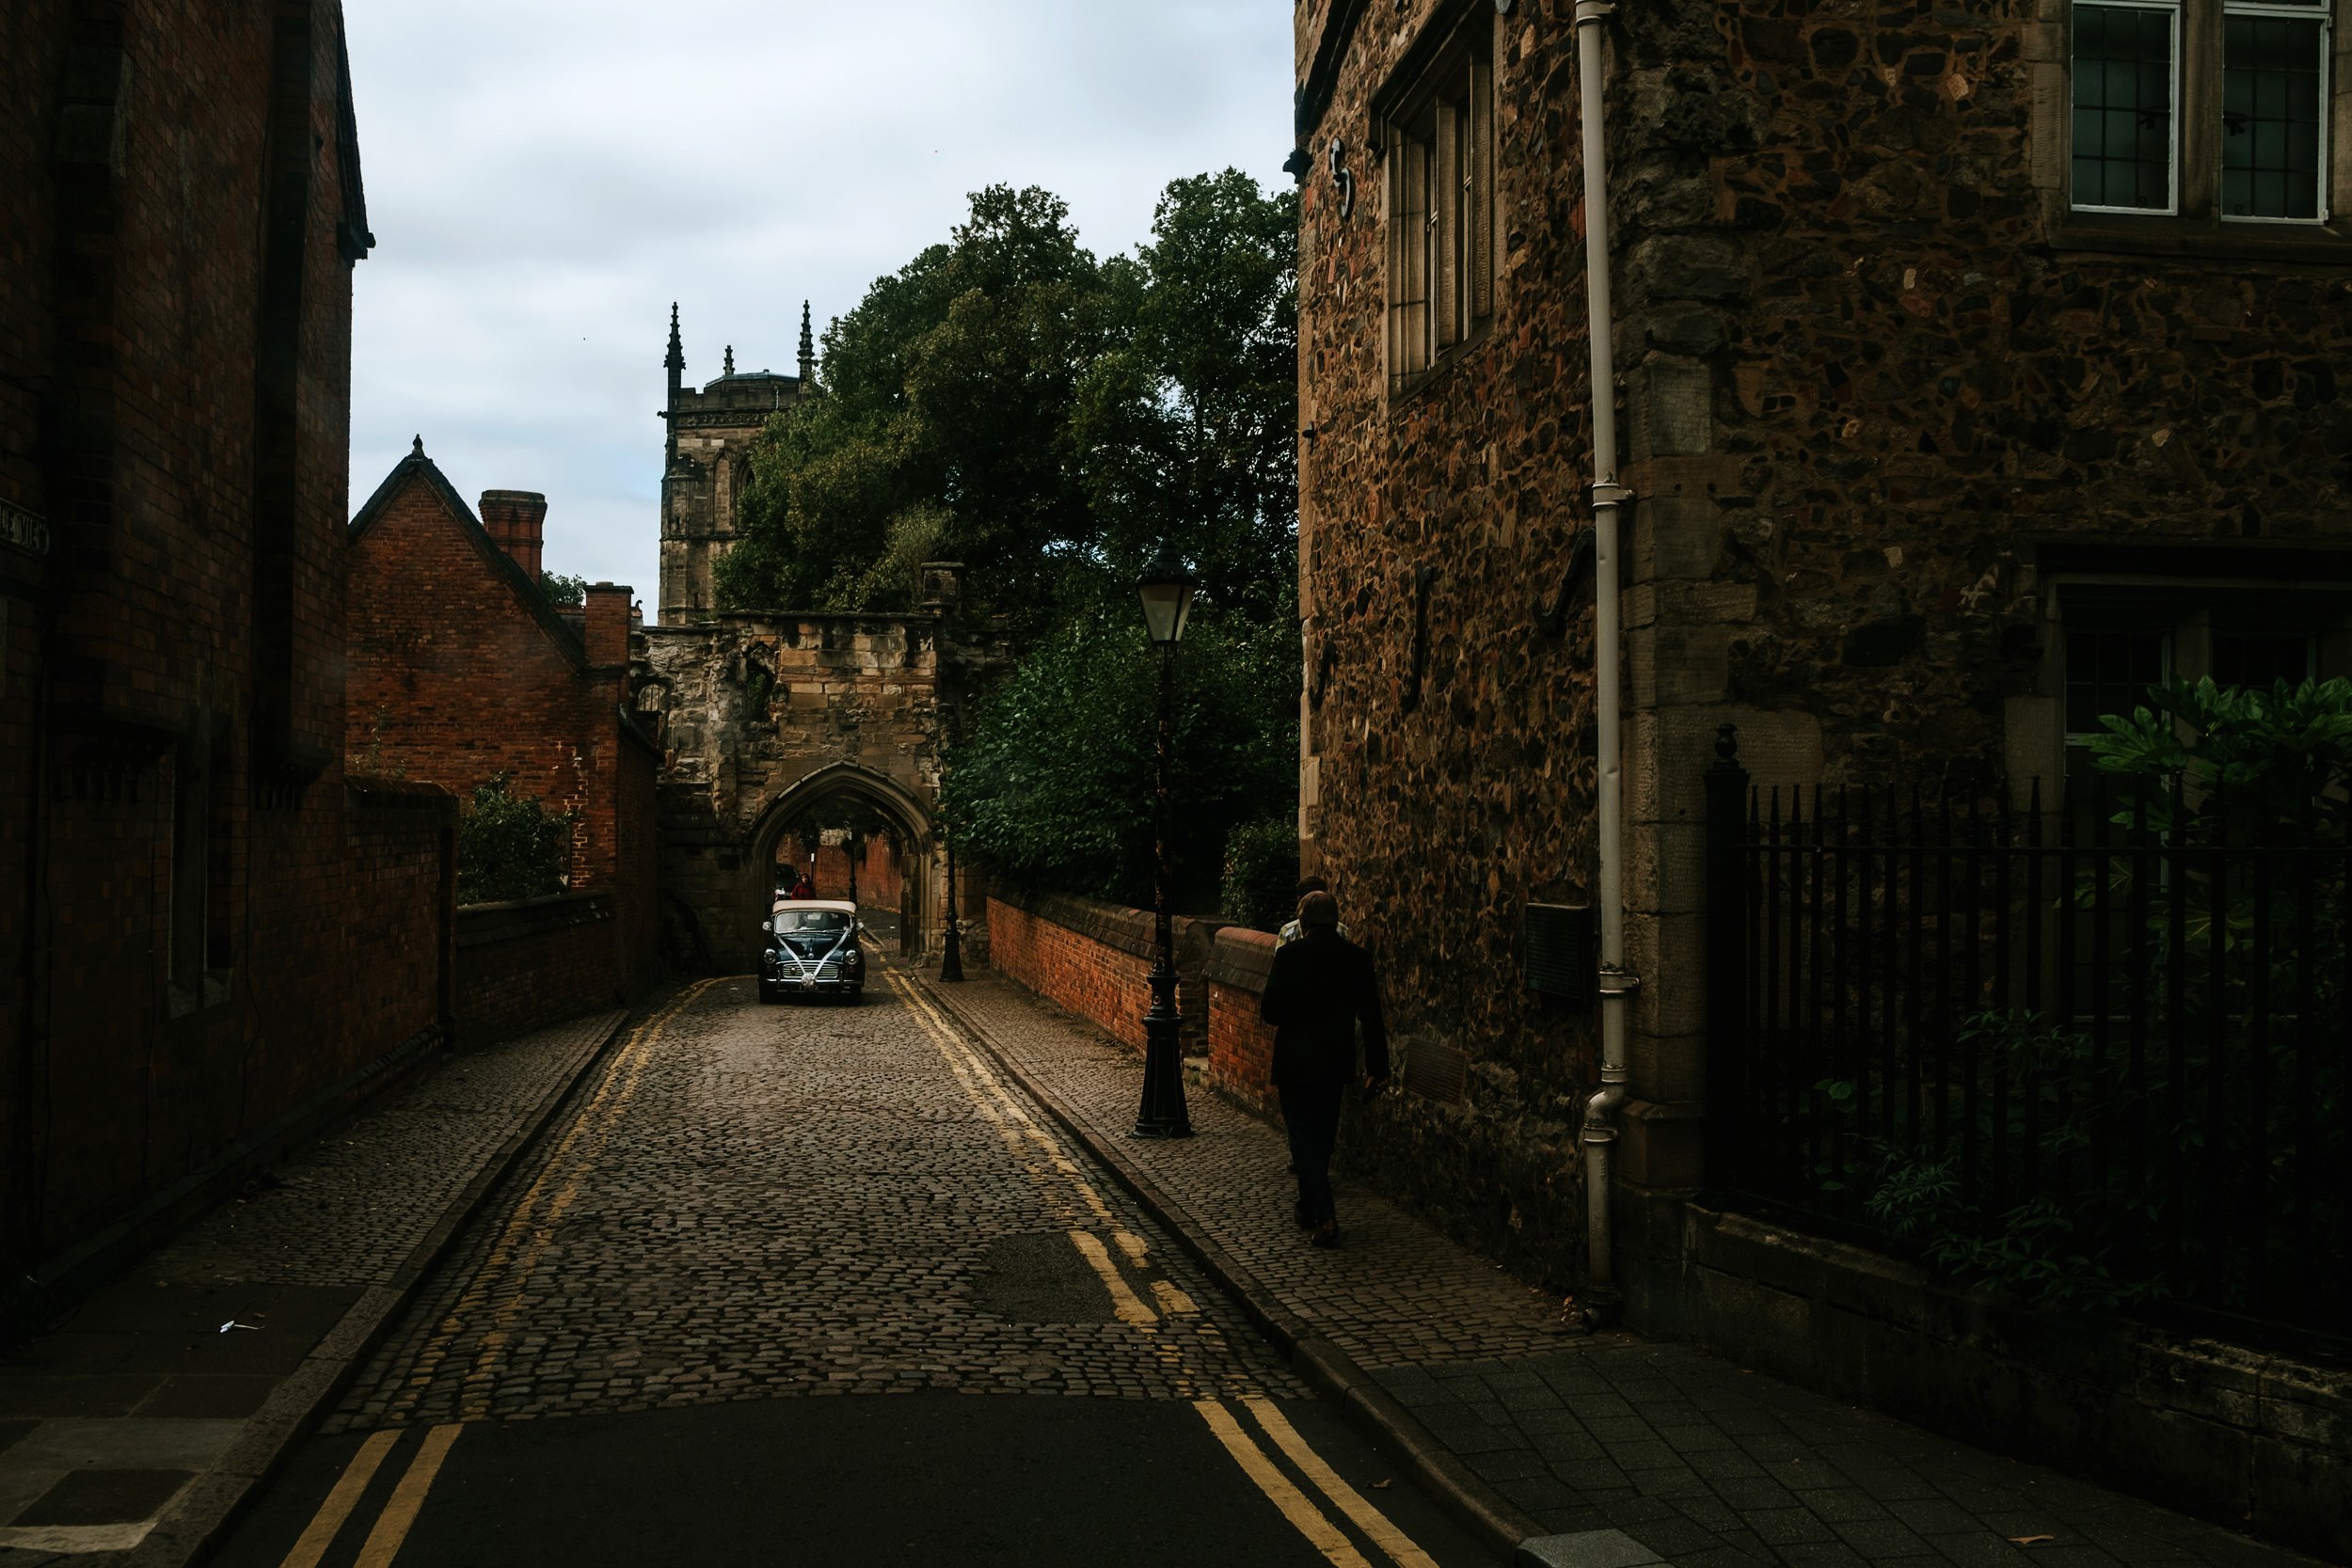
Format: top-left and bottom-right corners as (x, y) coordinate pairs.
(1295, 0), (1609, 1290)
(1295, 0), (2352, 1297)
(641, 610), (1012, 972)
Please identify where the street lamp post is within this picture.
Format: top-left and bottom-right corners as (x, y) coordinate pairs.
(1133, 544), (1195, 1139)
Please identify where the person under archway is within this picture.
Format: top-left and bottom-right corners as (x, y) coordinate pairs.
(787, 869), (817, 900)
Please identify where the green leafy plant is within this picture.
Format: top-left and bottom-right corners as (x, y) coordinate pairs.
(1832, 1012), (2158, 1311)
(944, 599), (1297, 909)
(542, 572), (589, 609)
(1220, 816), (1297, 932)
(456, 774), (575, 905)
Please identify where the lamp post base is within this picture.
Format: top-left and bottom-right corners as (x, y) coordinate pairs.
(1133, 1006), (1192, 1138)
(940, 925), (964, 982)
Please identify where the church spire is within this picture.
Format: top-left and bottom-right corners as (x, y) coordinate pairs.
(664, 301), (685, 374)
(797, 300), (816, 386)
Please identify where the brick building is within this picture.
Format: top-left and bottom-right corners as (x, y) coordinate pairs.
(1, 1), (466, 1293)
(1289, 0), (2352, 1300)
(345, 443), (660, 997)
(658, 304), (816, 622)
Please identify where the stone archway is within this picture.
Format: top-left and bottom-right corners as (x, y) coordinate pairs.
(745, 762), (935, 962)
(633, 598), (1009, 976)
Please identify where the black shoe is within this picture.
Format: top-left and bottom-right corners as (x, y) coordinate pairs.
(1310, 1221), (1341, 1249)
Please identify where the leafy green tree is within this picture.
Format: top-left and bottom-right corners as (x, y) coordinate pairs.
(542, 572), (588, 609)
(455, 774), (575, 905)
(717, 173), (1297, 628)
(944, 600), (1298, 910)
(1221, 816), (1300, 932)
(718, 185), (1110, 625)
(1073, 170), (1299, 623)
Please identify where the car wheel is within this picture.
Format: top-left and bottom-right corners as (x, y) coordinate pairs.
(845, 987), (863, 1006)
(757, 983), (776, 1004)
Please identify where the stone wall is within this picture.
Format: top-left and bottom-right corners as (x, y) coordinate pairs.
(1293, 0), (1613, 1290)
(639, 605), (1012, 973)
(1293, 0), (2352, 1297)
(453, 892), (625, 1047)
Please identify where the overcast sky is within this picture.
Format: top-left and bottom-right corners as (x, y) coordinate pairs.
(344, 1), (1295, 622)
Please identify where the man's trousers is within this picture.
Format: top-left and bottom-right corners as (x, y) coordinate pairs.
(1279, 1082), (1345, 1226)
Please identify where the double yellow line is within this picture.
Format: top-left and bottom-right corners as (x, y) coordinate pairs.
(887, 970), (1438, 1568)
(279, 982), (716, 1568)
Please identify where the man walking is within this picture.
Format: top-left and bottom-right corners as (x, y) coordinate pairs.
(1259, 890), (1388, 1248)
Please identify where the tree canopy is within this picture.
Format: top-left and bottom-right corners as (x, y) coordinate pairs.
(716, 172), (1298, 630)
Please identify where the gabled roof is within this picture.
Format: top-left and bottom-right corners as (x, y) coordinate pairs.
(349, 439), (587, 670)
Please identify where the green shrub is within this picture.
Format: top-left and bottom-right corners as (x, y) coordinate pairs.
(1220, 816), (1296, 931)
(456, 774), (574, 905)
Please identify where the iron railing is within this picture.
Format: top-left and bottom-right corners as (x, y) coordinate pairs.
(1703, 728), (2351, 1338)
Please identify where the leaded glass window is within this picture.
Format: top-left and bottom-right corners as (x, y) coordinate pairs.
(2074, 2), (2180, 212)
(2222, 1), (2328, 220)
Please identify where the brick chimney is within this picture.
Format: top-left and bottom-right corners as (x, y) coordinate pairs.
(584, 581), (633, 668)
(479, 490), (548, 581)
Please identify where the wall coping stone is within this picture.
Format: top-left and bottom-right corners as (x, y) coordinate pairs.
(1208, 926), (1278, 992)
(455, 890), (614, 949)
(992, 885), (1156, 961)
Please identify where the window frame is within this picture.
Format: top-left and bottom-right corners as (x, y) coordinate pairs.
(2049, 0), (2352, 257)
(1375, 5), (1497, 404)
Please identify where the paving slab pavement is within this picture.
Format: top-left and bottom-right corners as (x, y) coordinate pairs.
(0, 1007), (630, 1566)
(914, 969), (2328, 1568)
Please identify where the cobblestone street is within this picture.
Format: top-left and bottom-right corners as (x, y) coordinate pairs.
(200, 969), (1487, 1568)
(334, 974), (1301, 1424)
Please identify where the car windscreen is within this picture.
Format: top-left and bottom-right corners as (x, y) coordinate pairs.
(773, 911), (851, 934)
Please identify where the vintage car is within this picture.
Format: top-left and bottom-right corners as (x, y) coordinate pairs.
(759, 899), (866, 1004)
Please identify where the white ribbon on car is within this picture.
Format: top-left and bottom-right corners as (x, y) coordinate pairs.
(784, 926), (855, 982)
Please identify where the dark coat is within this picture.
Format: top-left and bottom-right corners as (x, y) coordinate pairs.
(1259, 927), (1389, 1088)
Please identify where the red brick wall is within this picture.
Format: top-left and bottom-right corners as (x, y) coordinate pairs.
(983, 890), (1225, 1060)
(0, 2), (472, 1272)
(453, 893), (624, 1046)
(345, 461), (656, 1002)
(801, 835), (903, 911)
(1208, 928), (1279, 1115)
(346, 467), (619, 883)
(987, 895), (1157, 1053)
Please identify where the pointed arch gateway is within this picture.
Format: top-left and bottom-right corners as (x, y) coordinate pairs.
(744, 762), (936, 959)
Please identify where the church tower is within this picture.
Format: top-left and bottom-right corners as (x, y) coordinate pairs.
(657, 302), (817, 624)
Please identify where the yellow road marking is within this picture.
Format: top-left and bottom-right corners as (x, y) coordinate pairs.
(275, 1429), (401, 1568)
(1068, 1229), (1159, 1325)
(1193, 1401), (1374, 1568)
(886, 968), (1207, 1394)
(391, 980), (720, 1421)
(1151, 1279), (1200, 1315)
(1246, 1398), (1443, 1568)
(351, 1423), (463, 1568)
